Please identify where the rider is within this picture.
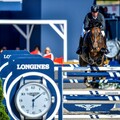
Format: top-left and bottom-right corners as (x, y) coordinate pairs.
(76, 5), (106, 54)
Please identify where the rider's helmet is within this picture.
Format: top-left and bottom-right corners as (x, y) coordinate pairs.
(91, 5), (99, 12)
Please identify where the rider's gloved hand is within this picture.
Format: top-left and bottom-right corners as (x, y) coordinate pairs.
(100, 48), (109, 54)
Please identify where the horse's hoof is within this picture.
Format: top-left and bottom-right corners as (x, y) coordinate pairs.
(85, 82), (91, 87)
(91, 82), (99, 88)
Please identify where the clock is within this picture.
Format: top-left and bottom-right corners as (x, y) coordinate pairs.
(15, 82), (51, 119)
(105, 40), (120, 58)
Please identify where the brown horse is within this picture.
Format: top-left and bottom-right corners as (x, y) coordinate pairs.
(79, 27), (107, 87)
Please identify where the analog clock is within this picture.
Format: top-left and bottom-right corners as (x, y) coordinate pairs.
(15, 82), (51, 119)
(105, 40), (120, 58)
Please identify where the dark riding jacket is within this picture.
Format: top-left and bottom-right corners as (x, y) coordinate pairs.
(84, 12), (105, 31)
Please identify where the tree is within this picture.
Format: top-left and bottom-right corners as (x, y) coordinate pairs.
(0, 79), (10, 120)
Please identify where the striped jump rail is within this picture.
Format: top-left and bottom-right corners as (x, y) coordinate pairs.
(55, 114), (120, 119)
(55, 65), (120, 120)
(55, 66), (120, 72)
(55, 78), (120, 83)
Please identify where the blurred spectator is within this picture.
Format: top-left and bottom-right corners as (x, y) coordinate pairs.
(43, 47), (54, 61)
(103, 6), (112, 18)
(2, 46), (7, 50)
(103, 6), (113, 40)
(99, 6), (112, 40)
(16, 47), (20, 50)
(0, 48), (3, 53)
(30, 45), (42, 56)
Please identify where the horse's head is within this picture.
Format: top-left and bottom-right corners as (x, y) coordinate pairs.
(86, 27), (106, 66)
(90, 27), (105, 53)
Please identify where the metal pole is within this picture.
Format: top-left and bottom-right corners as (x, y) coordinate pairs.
(64, 21), (67, 62)
(26, 25), (30, 51)
(58, 67), (63, 120)
(118, 0), (120, 17)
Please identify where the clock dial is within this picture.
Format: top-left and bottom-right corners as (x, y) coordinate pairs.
(106, 40), (119, 58)
(15, 82), (51, 118)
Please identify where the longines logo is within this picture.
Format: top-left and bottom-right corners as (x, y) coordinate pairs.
(17, 64), (50, 70)
(75, 104), (101, 111)
(4, 55), (11, 59)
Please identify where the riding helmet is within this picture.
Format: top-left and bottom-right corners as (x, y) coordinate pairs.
(91, 5), (99, 12)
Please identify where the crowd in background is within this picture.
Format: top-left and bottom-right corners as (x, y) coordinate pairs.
(0, 45), (63, 64)
(30, 45), (54, 61)
(99, 5), (119, 40)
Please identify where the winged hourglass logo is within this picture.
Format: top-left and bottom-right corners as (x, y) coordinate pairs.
(75, 104), (101, 110)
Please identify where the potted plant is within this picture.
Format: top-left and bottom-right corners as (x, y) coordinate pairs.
(0, 79), (10, 120)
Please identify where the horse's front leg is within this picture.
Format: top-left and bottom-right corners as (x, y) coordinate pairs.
(88, 54), (94, 65)
(82, 47), (94, 65)
(91, 77), (99, 88)
(84, 76), (92, 87)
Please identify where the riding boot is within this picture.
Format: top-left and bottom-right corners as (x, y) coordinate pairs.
(104, 36), (109, 54)
(100, 36), (109, 54)
(76, 36), (83, 54)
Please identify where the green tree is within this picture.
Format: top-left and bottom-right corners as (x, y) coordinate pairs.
(0, 79), (10, 120)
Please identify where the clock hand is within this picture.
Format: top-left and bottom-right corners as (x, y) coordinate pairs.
(33, 92), (44, 101)
(32, 99), (35, 109)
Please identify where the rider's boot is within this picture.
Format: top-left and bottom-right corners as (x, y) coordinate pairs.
(76, 36), (83, 54)
(100, 48), (109, 54)
(104, 36), (109, 54)
(100, 36), (109, 54)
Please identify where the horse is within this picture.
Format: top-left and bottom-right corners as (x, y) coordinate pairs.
(79, 26), (107, 88)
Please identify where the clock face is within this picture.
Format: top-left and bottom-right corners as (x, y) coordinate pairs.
(15, 82), (51, 118)
(106, 40), (119, 58)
